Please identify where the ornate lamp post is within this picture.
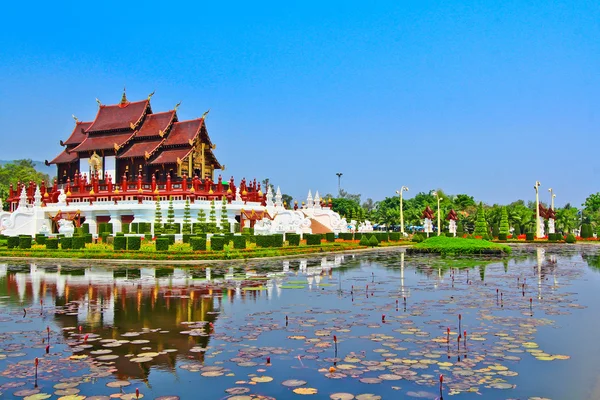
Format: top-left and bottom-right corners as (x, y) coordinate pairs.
(396, 186), (409, 236)
(548, 187), (556, 235)
(548, 188), (555, 210)
(534, 181), (541, 238)
(432, 191), (443, 236)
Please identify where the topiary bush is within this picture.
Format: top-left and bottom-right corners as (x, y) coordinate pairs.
(211, 236), (225, 251)
(127, 236), (141, 251)
(272, 234), (284, 248)
(19, 236), (32, 249)
(325, 232), (335, 242)
(155, 238), (170, 251)
(114, 236), (127, 251)
(191, 237), (207, 251)
(35, 234), (47, 245)
(7, 236), (19, 249)
(144, 233), (153, 241)
(525, 232), (534, 241)
(72, 236), (85, 250)
(354, 233), (362, 241)
(160, 234), (175, 245)
(359, 235), (369, 246)
(287, 233), (301, 246)
(84, 234), (93, 243)
(60, 237), (72, 249)
(182, 234), (193, 244)
(233, 235), (247, 249)
(389, 232), (401, 241)
(411, 233), (425, 243)
(498, 233), (508, 241)
(566, 234), (577, 243)
(368, 235), (379, 247)
(256, 235), (271, 248)
(305, 234), (321, 246)
(46, 238), (59, 250)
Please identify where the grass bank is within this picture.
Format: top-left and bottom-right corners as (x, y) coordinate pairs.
(407, 236), (511, 256)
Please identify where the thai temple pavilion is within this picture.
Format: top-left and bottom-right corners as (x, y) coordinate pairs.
(47, 91), (221, 184)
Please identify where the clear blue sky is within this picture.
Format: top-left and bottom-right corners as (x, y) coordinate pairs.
(1, 0), (598, 207)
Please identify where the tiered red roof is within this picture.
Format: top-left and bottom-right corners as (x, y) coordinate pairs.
(49, 150), (78, 164)
(72, 132), (136, 153)
(163, 119), (203, 146)
(85, 100), (149, 133)
(134, 110), (176, 138)
(149, 148), (194, 165)
(62, 121), (92, 146)
(118, 139), (163, 159)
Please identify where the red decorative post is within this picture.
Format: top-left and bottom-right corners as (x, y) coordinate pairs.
(151, 174), (157, 192)
(66, 178), (71, 195)
(79, 173), (85, 193)
(137, 173), (143, 192)
(217, 174), (223, 193)
(182, 174), (188, 192)
(107, 175), (113, 193)
(166, 174), (172, 192)
(122, 173), (128, 194)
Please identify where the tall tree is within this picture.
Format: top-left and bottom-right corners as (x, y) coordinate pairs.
(499, 207), (509, 235)
(473, 202), (488, 237)
(0, 159), (50, 211)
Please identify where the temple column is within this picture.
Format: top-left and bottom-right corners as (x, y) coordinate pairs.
(108, 212), (122, 235)
(82, 211), (98, 236)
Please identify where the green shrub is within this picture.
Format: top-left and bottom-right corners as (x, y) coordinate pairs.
(498, 233), (508, 241)
(182, 234), (193, 244)
(272, 234), (284, 248)
(98, 223), (113, 234)
(368, 235), (379, 247)
(232, 235), (247, 249)
(130, 222), (139, 234)
(376, 232), (388, 242)
(255, 235), (271, 248)
(60, 237), (73, 249)
(122, 223), (130, 234)
(492, 224), (499, 238)
(116, 232), (125, 236)
(127, 236), (142, 250)
(46, 238), (59, 250)
(566, 234), (577, 243)
(359, 235), (369, 246)
(193, 223), (208, 234)
(144, 233), (153, 241)
(72, 236), (85, 250)
(191, 237), (207, 251)
(287, 233), (301, 246)
(114, 236), (127, 251)
(411, 233), (425, 243)
(19, 236), (32, 249)
(354, 233), (362, 241)
(100, 232), (110, 242)
(581, 223), (593, 239)
(242, 227), (254, 235)
(445, 232), (454, 238)
(155, 237), (170, 251)
(305, 234), (321, 246)
(81, 224), (90, 234)
(325, 232), (335, 242)
(84, 234), (93, 244)
(525, 232), (534, 241)
(224, 233), (234, 244)
(35, 234), (47, 245)
(234, 222), (241, 233)
(160, 234), (175, 245)
(389, 232), (401, 241)
(473, 203), (488, 238)
(211, 236), (225, 251)
(7, 236), (19, 249)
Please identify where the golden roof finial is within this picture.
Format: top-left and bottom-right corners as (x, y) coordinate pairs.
(96, 98), (102, 107)
(201, 109), (211, 119)
(148, 90), (155, 100)
(121, 86), (128, 104)
(175, 101), (182, 110)
(72, 114), (79, 123)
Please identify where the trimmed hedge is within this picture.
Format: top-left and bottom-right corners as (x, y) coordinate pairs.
(156, 238), (170, 251)
(232, 235), (247, 249)
(525, 233), (534, 241)
(84, 234), (93, 244)
(7, 236), (19, 249)
(60, 237), (72, 249)
(375, 232), (388, 242)
(389, 232), (401, 241)
(566, 234), (576, 243)
(81, 224), (90, 234)
(354, 233), (362, 240)
(160, 234), (175, 245)
(46, 238), (59, 250)
(325, 232), (335, 242)
(368, 235), (380, 247)
(114, 236), (127, 251)
(498, 233), (508, 241)
(19, 236), (32, 249)
(127, 236), (141, 250)
(100, 232), (110, 242)
(182, 234), (193, 244)
(191, 237), (207, 251)
(122, 223), (130, 234)
(211, 236), (225, 251)
(98, 223), (113, 234)
(35, 234), (47, 245)
(305, 234), (321, 246)
(144, 233), (153, 241)
(359, 235), (369, 246)
(287, 233), (301, 246)
(72, 236), (85, 250)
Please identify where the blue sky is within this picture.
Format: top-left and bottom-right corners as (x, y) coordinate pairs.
(1, 0), (598, 207)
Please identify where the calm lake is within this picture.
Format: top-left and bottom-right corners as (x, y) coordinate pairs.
(1, 246), (600, 399)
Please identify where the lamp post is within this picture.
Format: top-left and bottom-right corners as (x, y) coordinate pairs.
(335, 173), (343, 196)
(548, 187), (555, 210)
(534, 181), (541, 238)
(396, 186), (409, 235)
(433, 191), (442, 236)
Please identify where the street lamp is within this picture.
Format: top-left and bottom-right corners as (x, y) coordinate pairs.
(548, 187), (555, 210)
(534, 181), (541, 238)
(336, 173), (343, 196)
(395, 186), (409, 236)
(432, 191), (443, 236)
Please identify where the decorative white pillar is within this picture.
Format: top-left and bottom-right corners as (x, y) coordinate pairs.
(449, 220), (457, 236)
(108, 213), (122, 234)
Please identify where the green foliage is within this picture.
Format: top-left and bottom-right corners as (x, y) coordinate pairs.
(160, 234), (175, 245)
(498, 233), (508, 241)
(191, 237), (207, 251)
(412, 236), (511, 255)
(272, 234), (284, 248)
(325, 232), (335, 242)
(232, 235), (247, 249)
(359, 235), (369, 246)
(81, 224), (90, 234)
(234, 222), (241, 233)
(411, 233), (426, 243)
(445, 232), (454, 238)
(114, 236), (127, 251)
(116, 232), (125, 236)
(210, 236), (225, 251)
(286, 233), (301, 246)
(242, 227), (254, 235)
(255, 235), (283, 248)
(583, 192), (600, 213)
(182, 234), (193, 244)
(491, 224), (499, 238)
(100, 232), (110, 242)
(0, 160), (50, 211)
(122, 223), (130, 234)
(305, 234), (321, 245)
(60, 237), (72, 249)
(167, 198), (175, 225)
(581, 223), (593, 239)
(155, 238), (170, 251)
(46, 238), (59, 250)
(183, 199), (192, 234)
(566, 233), (577, 243)
(499, 207), (509, 235)
(208, 200), (218, 233)
(389, 232), (401, 241)
(525, 232), (534, 241)
(164, 222), (181, 234)
(72, 236), (85, 250)
(330, 197), (362, 220)
(84, 234), (93, 243)
(473, 202), (488, 238)
(127, 236), (141, 250)
(144, 233), (153, 241)
(193, 223), (208, 234)
(98, 223), (113, 234)
(220, 198), (229, 233)
(375, 232), (388, 242)
(19, 236), (32, 249)
(35, 234), (46, 245)
(368, 235), (379, 247)
(154, 197), (164, 234)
